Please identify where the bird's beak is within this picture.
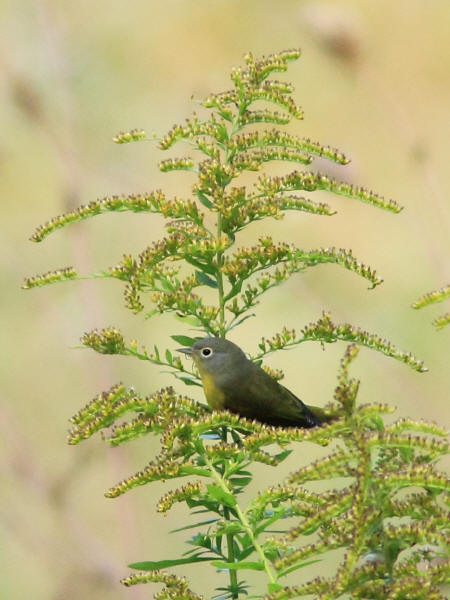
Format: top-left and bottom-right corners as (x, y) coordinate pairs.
(177, 347), (193, 356)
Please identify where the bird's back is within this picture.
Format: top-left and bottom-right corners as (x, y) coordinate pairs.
(219, 359), (320, 428)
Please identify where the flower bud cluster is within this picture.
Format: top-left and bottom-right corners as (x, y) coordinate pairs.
(30, 191), (201, 242)
(22, 267), (77, 289)
(157, 481), (203, 514)
(159, 114), (228, 150)
(254, 312), (427, 372)
(121, 569), (202, 599)
(81, 327), (126, 354)
(412, 284), (450, 330)
(228, 129), (349, 165)
(412, 284), (450, 309)
(113, 128), (146, 143)
(258, 170), (402, 213)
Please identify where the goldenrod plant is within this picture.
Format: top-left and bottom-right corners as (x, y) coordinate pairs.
(413, 285), (450, 331)
(25, 50), (449, 599)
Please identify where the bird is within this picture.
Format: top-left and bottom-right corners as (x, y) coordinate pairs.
(177, 336), (324, 428)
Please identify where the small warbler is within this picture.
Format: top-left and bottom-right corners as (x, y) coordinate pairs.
(177, 336), (323, 428)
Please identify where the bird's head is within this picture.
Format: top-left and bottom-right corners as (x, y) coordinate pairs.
(177, 336), (247, 378)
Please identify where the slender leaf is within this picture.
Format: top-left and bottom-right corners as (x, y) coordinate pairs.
(160, 279), (174, 291)
(171, 334), (202, 346)
(175, 313), (204, 327)
(196, 191), (214, 209)
(187, 532), (213, 550)
(175, 374), (202, 387)
(212, 560), (265, 571)
(278, 558), (322, 578)
(273, 449), (292, 462)
(179, 465), (211, 477)
(185, 256), (216, 275)
(227, 313), (256, 332)
(215, 522), (244, 535)
(128, 554), (214, 571)
(196, 270), (218, 288)
(236, 546), (256, 561)
(207, 484), (237, 507)
(170, 518), (219, 534)
(229, 477), (253, 487)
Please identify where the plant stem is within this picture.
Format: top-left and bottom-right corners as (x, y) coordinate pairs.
(215, 111), (243, 339)
(216, 211), (226, 338)
(218, 427), (239, 598)
(203, 454), (278, 589)
(232, 502), (277, 586)
(223, 504), (239, 599)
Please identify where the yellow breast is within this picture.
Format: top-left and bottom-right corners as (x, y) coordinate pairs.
(201, 373), (226, 410)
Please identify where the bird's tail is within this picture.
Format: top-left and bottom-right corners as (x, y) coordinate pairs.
(306, 404), (338, 426)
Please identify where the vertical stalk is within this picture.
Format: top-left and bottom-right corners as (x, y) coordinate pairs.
(219, 426), (239, 598)
(213, 111), (246, 596)
(203, 452), (278, 590)
(223, 505), (239, 599)
(215, 110), (242, 339)
(216, 211), (226, 338)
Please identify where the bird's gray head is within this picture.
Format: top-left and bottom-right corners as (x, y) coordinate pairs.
(177, 336), (247, 377)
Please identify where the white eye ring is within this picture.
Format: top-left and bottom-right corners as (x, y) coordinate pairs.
(201, 347), (213, 357)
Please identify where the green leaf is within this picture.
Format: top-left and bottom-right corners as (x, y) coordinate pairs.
(179, 465), (210, 477)
(273, 449), (292, 463)
(227, 313), (256, 332)
(196, 270), (218, 288)
(268, 583), (284, 593)
(255, 508), (287, 535)
(193, 438), (205, 454)
(278, 558), (322, 578)
(215, 522), (244, 535)
(229, 477), (252, 487)
(128, 554), (213, 570)
(196, 190), (214, 209)
(160, 278), (173, 291)
(170, 518), (218, 533)
(165, 349), (173, 363)
(236, 546), (256, 561)
(224, 281), (243, 301)
(185, 256), (217, 275)
(171, 334), (202, 346)
(207, 484), (237, 507)
(175, 375), (202, 387)
(186, 497), (222, 513)
(175, 313), (204, 327)
(368, 415), (384, 431)
(187, 532), (213, 550)
(212, 560), (265, 571)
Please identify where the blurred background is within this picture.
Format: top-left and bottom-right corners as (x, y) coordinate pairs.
(1, 1), (449, 598)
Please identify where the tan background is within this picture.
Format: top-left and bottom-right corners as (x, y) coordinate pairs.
(2, 1), (449, 598)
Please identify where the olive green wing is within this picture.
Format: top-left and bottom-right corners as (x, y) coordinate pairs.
(223, 363), (320, 428)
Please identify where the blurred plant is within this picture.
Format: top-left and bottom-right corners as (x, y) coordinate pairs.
(25, 50), (449, 599)
(413, 285), (450, 330)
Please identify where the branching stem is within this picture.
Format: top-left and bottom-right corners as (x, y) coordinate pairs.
(203, 453), (278, 591)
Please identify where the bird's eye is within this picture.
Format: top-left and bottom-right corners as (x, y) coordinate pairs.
(201, 347), (213, 357)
